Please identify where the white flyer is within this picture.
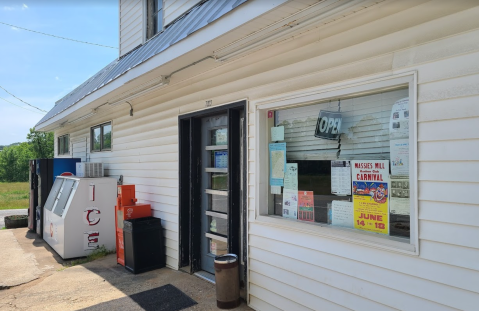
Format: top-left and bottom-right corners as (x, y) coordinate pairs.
(271, 126), (285, 142)
(390, 176), (410, 215)
(331, 201), (354, 229)
(284, 163), (298, 190)
(271, 185), (282, 195)
(389, 97), (409, 139)
(282, 189), (298, 219)
(331, 161), (351, 195)
(390, 139), (409, 176)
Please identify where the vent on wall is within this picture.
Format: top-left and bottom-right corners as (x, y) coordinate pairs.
(76, 162), (104, 178)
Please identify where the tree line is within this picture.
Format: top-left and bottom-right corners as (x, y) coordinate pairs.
(0, 129), (54, 182)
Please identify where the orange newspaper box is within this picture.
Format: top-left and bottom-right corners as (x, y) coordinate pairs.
(115, 185), (151, 266)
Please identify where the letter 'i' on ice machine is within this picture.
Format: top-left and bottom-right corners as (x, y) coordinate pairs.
(43, 176), (117, 259)
(28, 158), (81, 237)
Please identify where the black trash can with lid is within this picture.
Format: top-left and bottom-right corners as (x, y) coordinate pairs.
(123, 216), (165, 274)
(214, 254), (240, 309)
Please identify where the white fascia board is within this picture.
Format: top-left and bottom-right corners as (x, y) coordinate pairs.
(36, 0), (289, 131)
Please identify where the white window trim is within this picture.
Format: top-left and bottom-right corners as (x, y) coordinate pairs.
(253, 71), (419, 256)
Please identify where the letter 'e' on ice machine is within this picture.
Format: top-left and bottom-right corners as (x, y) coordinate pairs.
(43, 176), (117, 259)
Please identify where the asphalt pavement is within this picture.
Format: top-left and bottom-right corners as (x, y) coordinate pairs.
(0, 228), (252, 311)
(0, 209), (27, 228)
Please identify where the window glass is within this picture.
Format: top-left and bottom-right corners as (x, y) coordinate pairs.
(147, 0), (163, 39)
(58, 135), (69, 155)
(211, 173), (228, 191)
(64, 135), (69, 154)
(102, 124), (112, 150)
(92, 127), (101, 151)
(269, 88), (411, 240)
(58, 137), (64, 155)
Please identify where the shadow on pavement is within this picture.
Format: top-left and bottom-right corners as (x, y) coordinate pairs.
(77, 284), (197, 311)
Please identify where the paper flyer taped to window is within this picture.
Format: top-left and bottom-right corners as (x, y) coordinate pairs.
(298, 191), (314, 222)
(389, 97), (409, 139)
(390, 176), (410, 215)
(214, 151), (228, 169)
(284, 163), (298, 190)
(215, 128), (228, 145)
(390, 139), (409, 176)
(269, 143), (286, 186)
(331, 201), (354, 229)
(271, 126), (285, 142)
(351, 160), (390, 235)
(282, 188), (298, 219)
(271, 185), (282, 195)
(331, 161), (351, 195)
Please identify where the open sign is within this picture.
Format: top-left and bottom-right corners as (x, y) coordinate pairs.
(314, 110), (342, 140)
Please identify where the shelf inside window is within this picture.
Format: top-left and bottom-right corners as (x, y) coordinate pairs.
(205, 167), (228, 173)
(206, 210), (228, 219)
(205, 145), (228, 151)
(205, 189), (228, 196)
(205, 232), (228, 243)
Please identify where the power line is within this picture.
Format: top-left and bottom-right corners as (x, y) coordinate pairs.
(0, 96), (45, 115)
(0, 21), (118, 49)
(0, 85), (47, 112)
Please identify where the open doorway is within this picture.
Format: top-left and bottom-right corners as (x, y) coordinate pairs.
(178, 100), (247, 295)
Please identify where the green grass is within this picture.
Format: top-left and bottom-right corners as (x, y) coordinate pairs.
(64, 246), (115, 267)
(0, 182), (29, 210)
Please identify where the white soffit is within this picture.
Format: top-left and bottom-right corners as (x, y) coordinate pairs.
(214, 0), (385, 61)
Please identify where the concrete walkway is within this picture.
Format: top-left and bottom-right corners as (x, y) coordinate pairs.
(0, 209), (28, 228)
(0, 228), (252, 311)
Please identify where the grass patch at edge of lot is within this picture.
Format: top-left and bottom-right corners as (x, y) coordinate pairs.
(0, 182), (29, 210)
(64, 246), (116, 267)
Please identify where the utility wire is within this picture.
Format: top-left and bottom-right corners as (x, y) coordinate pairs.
(0, 96), (45, 115)
(0, 21), (118, 49)
(0, 85), (47, 112)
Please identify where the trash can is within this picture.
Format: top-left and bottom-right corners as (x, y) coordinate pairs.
(214, 254), (240, 309)
(123, 217), (165, 274)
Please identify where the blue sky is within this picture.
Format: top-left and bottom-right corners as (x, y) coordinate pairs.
(0, 0), (118, 145)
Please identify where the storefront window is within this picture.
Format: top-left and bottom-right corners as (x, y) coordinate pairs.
(268, 88), (411, 240)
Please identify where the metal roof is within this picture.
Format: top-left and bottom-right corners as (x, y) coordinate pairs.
(36, 0), (248, 127)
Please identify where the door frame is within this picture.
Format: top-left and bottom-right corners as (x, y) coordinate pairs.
(178, 100), (248, 281)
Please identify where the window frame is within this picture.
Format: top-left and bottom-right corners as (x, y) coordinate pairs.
(90, 121), (112, 153)
(253, 72), (419, 255)
(146, 0), (163, 40)
(57, 134), (70, 155)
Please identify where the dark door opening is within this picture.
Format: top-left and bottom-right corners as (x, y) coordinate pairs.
(179, 101), (247, 289)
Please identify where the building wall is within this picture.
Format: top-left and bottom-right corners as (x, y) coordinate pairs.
(119, 0), (144, 57)
(163, 0), (201, 26)
(55, 0), (479, 309)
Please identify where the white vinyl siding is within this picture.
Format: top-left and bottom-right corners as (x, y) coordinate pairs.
(163, 0), (201, 26)
(120, 0), (144, 57)
(55, 0), (479, 309)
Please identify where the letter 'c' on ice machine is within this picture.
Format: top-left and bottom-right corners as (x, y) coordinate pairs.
(43, 176), (117, 259)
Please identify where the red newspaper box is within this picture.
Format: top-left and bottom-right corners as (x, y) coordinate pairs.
(115, 185), (151, 266)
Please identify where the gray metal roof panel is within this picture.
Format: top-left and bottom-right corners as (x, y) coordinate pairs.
(36, 0), (247, 127)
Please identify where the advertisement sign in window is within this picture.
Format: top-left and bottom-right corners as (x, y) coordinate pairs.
(351, 160), (390, 235)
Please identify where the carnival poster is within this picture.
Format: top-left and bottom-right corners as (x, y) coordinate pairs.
(351, 160), (390, 235)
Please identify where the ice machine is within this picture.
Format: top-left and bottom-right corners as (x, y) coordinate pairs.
(43, 176), (117, 259)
